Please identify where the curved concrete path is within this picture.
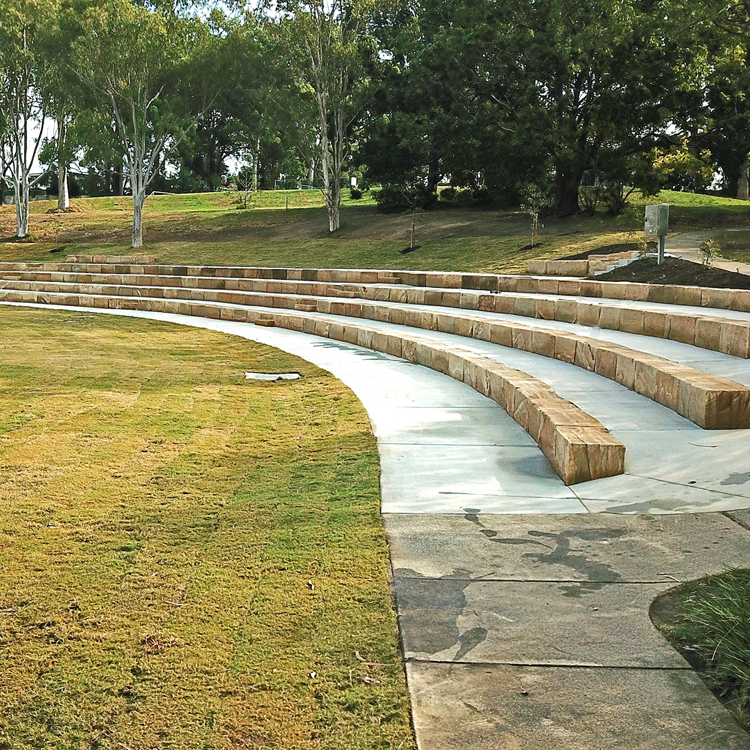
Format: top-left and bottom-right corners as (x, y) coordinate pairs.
(2, 300), (750, 749)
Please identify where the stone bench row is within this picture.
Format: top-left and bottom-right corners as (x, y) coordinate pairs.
(0, 288), (624, 486)
(1, 261), (748, 313)
(3, 272), (749, 359)
(2, 281), (748, 430)
(527, 251), (639, 278)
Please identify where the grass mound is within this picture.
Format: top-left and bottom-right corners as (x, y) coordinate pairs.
(651, 569), (750, 731)
(0, 307), (414, 750)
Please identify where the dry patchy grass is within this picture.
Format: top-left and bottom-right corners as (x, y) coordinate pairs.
(1, 188), (745, 272)
(0, 307), (414, 750)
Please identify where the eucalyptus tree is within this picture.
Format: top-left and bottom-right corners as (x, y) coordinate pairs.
(269, 0), (379, 232)
(65, 0), (214, 247)
(0, 0), (56, 237)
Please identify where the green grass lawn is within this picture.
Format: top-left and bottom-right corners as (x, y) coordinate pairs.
(0, 307), (415, 750)
(1, 188), (748, 272)
(652, 569), (750, 731)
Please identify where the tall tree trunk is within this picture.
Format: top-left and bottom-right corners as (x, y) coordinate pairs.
(738, 162), (749, 201)
(57, 115), (69, 210)
(15, 176), (29, 238)
(253, 137), (260, 193)
(554, 161), (586, 215)
(308, 159), (315, 187)
(132, 189), (145, 247)
(58, 163), (69, 210)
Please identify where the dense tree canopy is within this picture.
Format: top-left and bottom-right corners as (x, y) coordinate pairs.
(2, 0), (750, 241)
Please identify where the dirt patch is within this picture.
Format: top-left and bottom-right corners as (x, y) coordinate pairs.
(594, 256), (750, 289)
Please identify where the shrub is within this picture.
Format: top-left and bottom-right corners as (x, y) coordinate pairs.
(372, 184), (437, 213)
(350, 187), (363, 200)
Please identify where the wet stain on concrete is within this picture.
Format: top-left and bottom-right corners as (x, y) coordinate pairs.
(312, 340), (394, 361)
(393, 567), (488, 659)
(721, 473), (750, 486)
(464, 509), (625, 593)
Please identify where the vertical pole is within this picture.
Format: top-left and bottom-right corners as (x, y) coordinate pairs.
(658, 235), (665, 265)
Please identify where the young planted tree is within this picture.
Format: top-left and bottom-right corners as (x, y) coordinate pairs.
(271, 0), (376, 232)
(67, 0), (210, 247)
(0, 0), (56, 238)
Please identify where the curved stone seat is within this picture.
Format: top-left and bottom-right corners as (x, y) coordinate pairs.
(1, 277), (748, 430)
(2, 269), (750, 360)
(1, 261), (748, 313)
(0, 287), (625, 486)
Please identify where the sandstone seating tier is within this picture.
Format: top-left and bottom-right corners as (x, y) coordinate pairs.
(527, 250), (638, 277)
(1, 281), (749, 430)
(0, 261), (748, 314)
(2, 271), (750, 359)
(0, 288), (625, 485)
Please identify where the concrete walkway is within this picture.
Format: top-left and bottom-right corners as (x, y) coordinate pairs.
(3, 301), (750, 749)
(668, 229), (750, 275)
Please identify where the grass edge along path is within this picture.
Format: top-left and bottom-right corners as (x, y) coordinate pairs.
(651, 568), (750, 732)
(0, 306), (415, 750)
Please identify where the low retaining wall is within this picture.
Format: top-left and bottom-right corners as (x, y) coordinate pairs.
(528, 251), (638, 277)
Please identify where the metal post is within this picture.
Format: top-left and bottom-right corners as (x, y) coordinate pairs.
(658, 235), (665, 265)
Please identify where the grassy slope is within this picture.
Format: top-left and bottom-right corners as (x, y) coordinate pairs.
(0, 307), (415, 750)
(3, 188), (747, 272)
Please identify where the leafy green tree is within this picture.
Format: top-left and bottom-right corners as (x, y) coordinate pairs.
(364, 0), (698, 214)
(270, 0), (380, 232)
(64, 0), (214, 246)
(0, 0), (56, 237)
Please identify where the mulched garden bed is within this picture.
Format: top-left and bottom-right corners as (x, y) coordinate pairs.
(594, 256), (750, 289)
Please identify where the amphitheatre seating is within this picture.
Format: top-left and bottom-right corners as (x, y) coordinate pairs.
(2, 260), (749, 478)
(0, 268), (748, 429)
(4, 267), (749, 358)
(0, 281), (624, 486)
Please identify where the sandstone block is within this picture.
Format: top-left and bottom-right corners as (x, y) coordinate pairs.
(436, 313), (456, 335)
(531, 329), (557, 359)
(477, 294), (495, 312)
(406, 288), (426, 305)
(695, 318), (723, 351)
(454, 317), (475, 339)
(458, 292), (479, 310)
(618, 308), (645, 335)
(593, 345), (618, 381)
(401, 338), (418, 363)
(357, 328), (373, 350)
(415, 342), (433, 368)
(526, 260), (547, 275)
(701, 287), (731, 310)
(537, 278), (559, 295)
(511, 326), (534, 352)
(447, 351), (465, 381)
(729, 290), (750, 313)
(555, 298), (578, 323)
(512, 277), (535, 294)
(578, 303), (602, 328)
(720, 321), (750, 358)
(536, 298), (556, 320)
(574, 340), (596, 371)
(441, 291), (461, 308)
(489, 322), (513, 348)
(633, 358), (660, 401)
